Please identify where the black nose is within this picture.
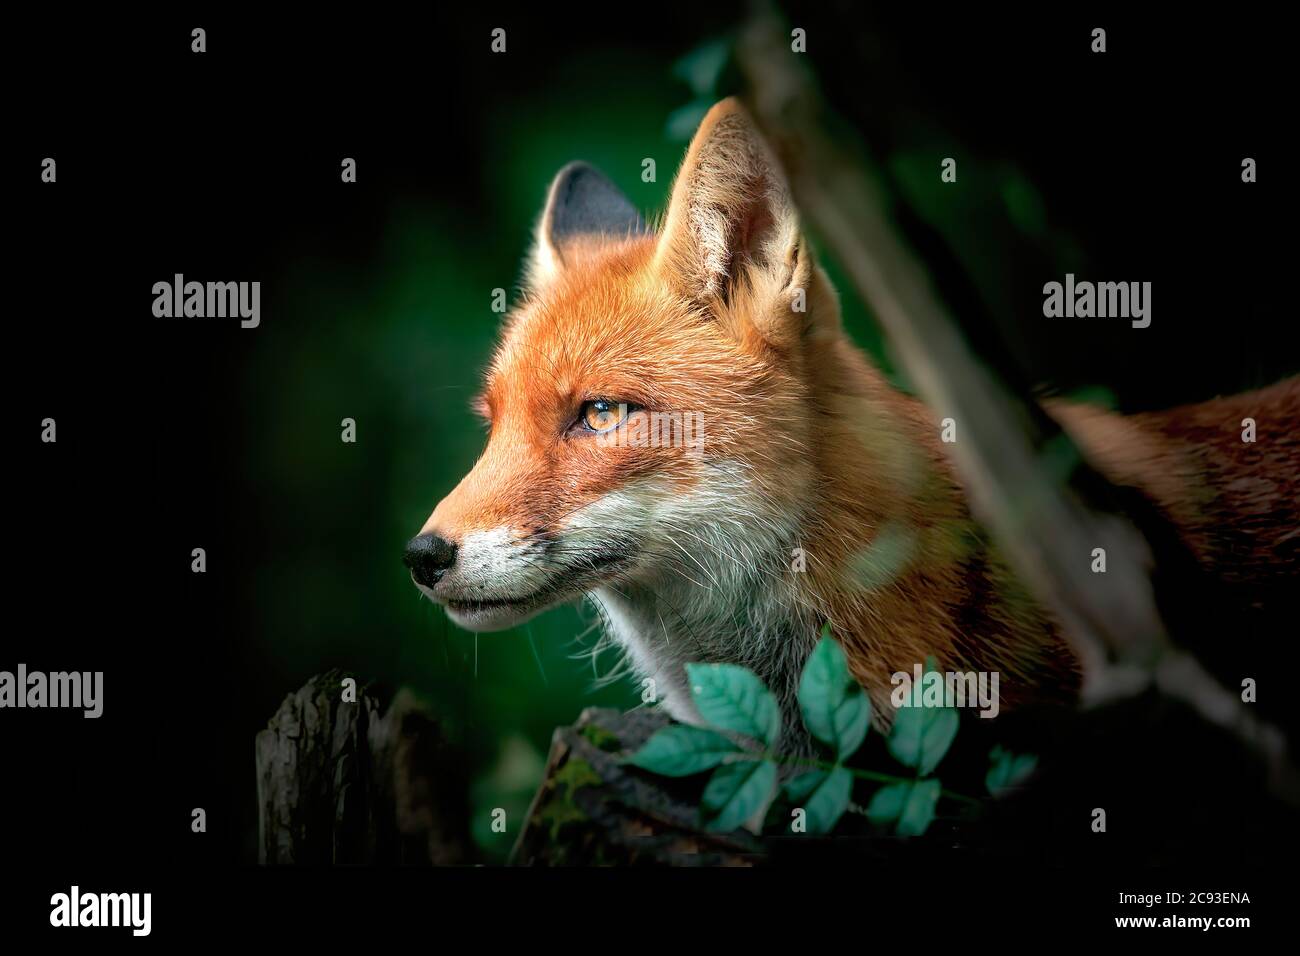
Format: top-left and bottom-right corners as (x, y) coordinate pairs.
(404, 533), (457, 587)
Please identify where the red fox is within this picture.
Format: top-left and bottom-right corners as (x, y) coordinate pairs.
(405, 98), (1299, 747)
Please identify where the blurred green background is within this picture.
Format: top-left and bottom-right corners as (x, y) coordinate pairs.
(234, 22), (716, 862)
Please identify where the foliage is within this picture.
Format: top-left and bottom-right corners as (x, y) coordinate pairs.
(986, 744), (1038, 797)
(626, 624), (991, 837)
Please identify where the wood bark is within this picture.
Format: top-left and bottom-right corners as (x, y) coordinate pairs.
(510, 707), (763, 865)
(255, 670), (472, 864)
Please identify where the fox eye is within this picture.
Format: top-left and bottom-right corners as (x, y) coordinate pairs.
(579, 399), (635, 433)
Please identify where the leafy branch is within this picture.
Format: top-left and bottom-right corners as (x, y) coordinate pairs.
(625, 625), (1022, 837)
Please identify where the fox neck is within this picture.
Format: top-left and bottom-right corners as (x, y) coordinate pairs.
(591, 530), (818, 748)
(589, 455), (823, 747)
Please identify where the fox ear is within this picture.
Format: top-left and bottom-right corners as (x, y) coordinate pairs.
(529, 162), (646, 288)
(654, 98), (811, 343)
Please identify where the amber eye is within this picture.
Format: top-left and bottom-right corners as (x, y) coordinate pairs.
(579, 399), (632, 433)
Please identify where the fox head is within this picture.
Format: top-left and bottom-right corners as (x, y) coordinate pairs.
(405, 98), (847, 640)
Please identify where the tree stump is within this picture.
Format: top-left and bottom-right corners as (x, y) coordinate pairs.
(255, 670), (472, 864)
(510, 707), (763, 865)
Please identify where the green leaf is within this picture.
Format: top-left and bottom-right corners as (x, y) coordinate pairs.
(686, 662), (782, 746)
(897, 778), (941, 836)
(670, 36), (732, 96)
(798, 627), (871, 758)
(624, 724), (741, 777)
(986, 746), (1038, 796)
(866, 779), (941, 836)
(788, 766), (853, 835)
(701, 759), (778, 832)
(782, 770), (826, 804)
(888, 704), (959, 775)
(865, 781), (910, 825)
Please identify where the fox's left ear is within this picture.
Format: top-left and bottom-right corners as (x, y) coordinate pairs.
(654, 98), (817, 348)
(528, 162), (646, 288)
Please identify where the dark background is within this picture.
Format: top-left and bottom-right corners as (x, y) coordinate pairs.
(5, 2), (1291, 933)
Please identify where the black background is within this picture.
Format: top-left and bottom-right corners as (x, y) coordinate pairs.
(5, 3), (1291, 937)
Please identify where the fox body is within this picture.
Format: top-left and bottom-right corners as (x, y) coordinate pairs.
(407, 99), (1299, 748)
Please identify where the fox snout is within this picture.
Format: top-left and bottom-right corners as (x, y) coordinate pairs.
(403, 514), (636, 633)
(403, 523), (548, 632)
(402, 532), (457, 588)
